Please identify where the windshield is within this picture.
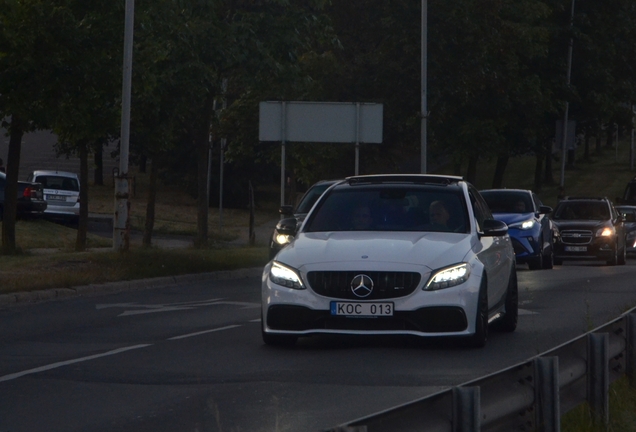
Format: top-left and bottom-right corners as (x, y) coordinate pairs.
(295, 182), (334, 214)
(304, 186), (469, 233)
(553, 201), (609, 221)
(481, 191), (532, 213)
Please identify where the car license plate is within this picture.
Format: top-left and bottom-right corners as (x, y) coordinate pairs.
(47, 195), (66, 201)
(330, 301), (394, 317)
(565, 246), (587, 252)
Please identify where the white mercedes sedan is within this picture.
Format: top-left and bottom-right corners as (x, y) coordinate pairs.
(262, 174), (517, 348)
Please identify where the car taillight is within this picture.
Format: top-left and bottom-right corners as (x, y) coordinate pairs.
(23, 187), (33, 198)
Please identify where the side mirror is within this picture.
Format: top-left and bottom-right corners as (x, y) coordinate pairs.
(279, 205), (294, 216)
(539, 205), (553, 215)
(481, 219), (508, 237)
(276, 217), (298, 235)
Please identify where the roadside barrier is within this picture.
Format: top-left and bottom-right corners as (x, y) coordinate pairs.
(325, 307), (636, 432)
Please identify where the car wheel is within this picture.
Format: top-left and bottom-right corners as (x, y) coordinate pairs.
(542, 240), (554, 270)
(528, 251), (543, 270)
(261, 313), (297, 347)
(618, 243), (627, 265)
(607, 243), (618, 266)
(495, 268), (518, 333)
(464, 278), (488, 348)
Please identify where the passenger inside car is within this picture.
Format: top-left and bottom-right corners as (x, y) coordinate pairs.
(351, 205), (374, 230)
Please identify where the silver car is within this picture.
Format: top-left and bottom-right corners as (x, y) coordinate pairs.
(27, 170), (80, 223)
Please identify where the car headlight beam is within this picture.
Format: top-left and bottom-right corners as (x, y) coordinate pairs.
(596, 227), (615, 237)
(510, 219), (534, 230)
(274, 233), (294, 246)
(269, 261), (305, 290)
(424, 263), (470, 291)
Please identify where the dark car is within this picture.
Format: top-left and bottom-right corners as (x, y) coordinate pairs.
(616, 175), (636, 205)
(268, 180), (339, 259)
(615, 205), (636, 255)
(0, 171), (47, 221)
(551, 197), (626, 266)
(480, 189), (554, 270)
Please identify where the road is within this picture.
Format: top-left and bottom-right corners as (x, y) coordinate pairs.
(1, 261), (636, 432)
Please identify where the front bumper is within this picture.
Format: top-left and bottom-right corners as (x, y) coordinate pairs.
(553, 238), (616, 261)
(261, 262), (481, 338)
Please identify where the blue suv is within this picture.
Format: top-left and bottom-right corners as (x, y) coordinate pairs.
(481, 189), (554, 270)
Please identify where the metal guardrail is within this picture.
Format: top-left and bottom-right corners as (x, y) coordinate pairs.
(325, 308), (636, 432)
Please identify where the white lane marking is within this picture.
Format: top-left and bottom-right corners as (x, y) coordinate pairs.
(519, 308), (538, 315)
(249, 319), (261, 323)
(167, 325), (242, 340)
(0, 344), (152, 383)
(120, 306), (195, 316)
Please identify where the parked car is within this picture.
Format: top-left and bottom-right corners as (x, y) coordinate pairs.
(262, 174), (518, 348)
(615, 205), (636, 255)
(0, 171), (47, 221)
(480, 189), (554, 270)
(551, 196), (626, 266)
(268, 179), (339, 259)
(26, 170), (80, 224)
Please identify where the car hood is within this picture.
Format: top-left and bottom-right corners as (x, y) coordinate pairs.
(492, 212), (534, 225)
(274, 231), (473, 272)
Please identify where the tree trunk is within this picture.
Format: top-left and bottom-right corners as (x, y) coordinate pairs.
(491, 155), (508, 188)
(466, 155), (478, 185)
(139, 154), (147, 173)
(143, 160), (157, 247)
(1, 117), (24, 254)
(195, 121), (210, 248)
(76, 140), (89, 251)
(94, 142), (104, 186)
(606, 124), (614, 148)
(595, 133), (602, 155)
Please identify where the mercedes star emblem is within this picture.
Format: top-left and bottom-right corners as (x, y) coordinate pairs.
(351, 274), (374, 298)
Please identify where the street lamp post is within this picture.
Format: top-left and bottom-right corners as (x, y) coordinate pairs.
(559, 0), (576, 188)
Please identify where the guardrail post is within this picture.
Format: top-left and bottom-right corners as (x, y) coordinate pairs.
(587, 332), (609, 428)
(627, 312), (636, 388)
(535, 356), (560, 432)
(452, 386), (480, 432)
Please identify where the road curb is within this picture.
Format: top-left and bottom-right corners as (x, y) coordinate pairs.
(0, 267), (264, 308)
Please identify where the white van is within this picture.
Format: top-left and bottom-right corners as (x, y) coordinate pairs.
(27, 170), (80, 223)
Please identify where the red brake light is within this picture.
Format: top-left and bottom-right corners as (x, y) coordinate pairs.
(23, 187), (32, 198)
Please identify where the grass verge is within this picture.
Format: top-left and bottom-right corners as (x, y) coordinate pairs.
(0, 246), (269, 295)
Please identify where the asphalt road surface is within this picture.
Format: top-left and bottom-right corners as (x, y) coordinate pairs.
(1, 260), (636, 432)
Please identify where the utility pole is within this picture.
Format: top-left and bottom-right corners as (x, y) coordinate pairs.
(559, 0), (576, 188)
(114, 0), (134, 251)
(421, 0), (428, 174)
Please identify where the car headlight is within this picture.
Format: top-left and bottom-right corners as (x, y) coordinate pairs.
(269, 261), (305, 290)
(424, 263), (470, 291)
(274, 233), (294, 246)
(595, 227), (615, 237)
(509, 219), (534, 230)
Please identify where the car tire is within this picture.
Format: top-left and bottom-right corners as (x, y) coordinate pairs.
(542, 240), (554, 270)
(618, 243), (627, 265)
(528, 251), (543, 270)
(607, 243), (618, 266)
(495, 268), (518, 333)
(464, 278), (488, 348)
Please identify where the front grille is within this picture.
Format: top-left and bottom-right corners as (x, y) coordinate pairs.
(560, 230), (593, 245)
(307, 271), (421, 300)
